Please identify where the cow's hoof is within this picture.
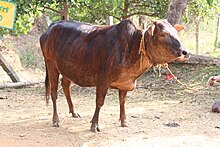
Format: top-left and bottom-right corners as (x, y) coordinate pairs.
(90, 124), (100, 133)
(121, 121), (129, 127)
(72, 112), (81, 118)
(53, 121), (60, 127)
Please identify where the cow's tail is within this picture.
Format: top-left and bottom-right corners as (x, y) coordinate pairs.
(40, 34), (51, 106)
(45, 63), (51, 106)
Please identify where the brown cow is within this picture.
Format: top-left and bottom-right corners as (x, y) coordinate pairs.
(40, 19), (189, 132)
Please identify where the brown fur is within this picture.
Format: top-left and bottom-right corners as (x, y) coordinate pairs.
(40, 19), (189, 132)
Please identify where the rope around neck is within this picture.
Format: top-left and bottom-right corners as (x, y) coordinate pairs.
(139, 30), (156, 66)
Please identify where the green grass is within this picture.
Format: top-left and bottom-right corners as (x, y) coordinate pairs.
(20, 50), (38, 67)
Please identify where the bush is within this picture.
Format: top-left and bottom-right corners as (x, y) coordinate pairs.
(20, 50), (38, 68)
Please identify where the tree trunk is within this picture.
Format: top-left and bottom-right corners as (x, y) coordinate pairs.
(122, 0), (129, 20)
(60, 0), (69, 20)
(43, 0), (69, 20)
(166, 0), (189, 25)
(0, 54), (20, 83)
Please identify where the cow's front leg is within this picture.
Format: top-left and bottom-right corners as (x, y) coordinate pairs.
(90, 86), (108, 132)
(119, 90), (129, 127)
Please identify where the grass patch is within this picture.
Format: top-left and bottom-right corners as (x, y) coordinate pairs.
(20, 50), (38, 67)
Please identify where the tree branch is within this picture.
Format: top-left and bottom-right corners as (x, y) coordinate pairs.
(125, 12), (157, 19)
(130, 3), (150, 8)
(112, 15), (121, 21)
(43, 6), (60, 14)
(0, 80), (44, 89)
(130, 0), (139, 3)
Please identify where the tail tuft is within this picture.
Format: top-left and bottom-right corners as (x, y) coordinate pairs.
(45, 95), (50, 106)
(45, 65), (51, 106)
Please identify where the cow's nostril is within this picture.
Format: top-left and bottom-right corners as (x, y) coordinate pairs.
(182, 50), (188, 56)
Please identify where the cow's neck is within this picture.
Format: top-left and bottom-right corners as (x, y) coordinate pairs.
(123, 31), (154, 79)
(134, 31), (155, 73)
(139, 31), (156, 66)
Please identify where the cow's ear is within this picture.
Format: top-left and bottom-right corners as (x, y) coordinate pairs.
(148, 24), (155, 36)
(174, 24), (185, 32)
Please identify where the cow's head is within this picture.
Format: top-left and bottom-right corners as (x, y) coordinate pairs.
(144, 20), (189, 65)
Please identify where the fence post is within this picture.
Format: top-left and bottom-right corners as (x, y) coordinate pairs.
(196, 22), (200, 55)
(106, 16), (113, 25)
(214, 14), (220, 50)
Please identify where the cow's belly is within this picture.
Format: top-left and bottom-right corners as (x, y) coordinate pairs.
(110, 71), (137, 91)
(60, 67), (137, 90)
(63, 72), (97, 87)
(71, 76), (97, 87)
(57, 65), (97, 87)
(110, 79), (137, 91)
(56, 60), (141, 90)
(109, 67), (143, 91)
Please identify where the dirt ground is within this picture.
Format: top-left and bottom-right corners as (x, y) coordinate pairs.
(0, 64), (220, 147)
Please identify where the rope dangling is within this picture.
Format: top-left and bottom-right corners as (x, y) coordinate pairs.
(163, 63), (196, 91)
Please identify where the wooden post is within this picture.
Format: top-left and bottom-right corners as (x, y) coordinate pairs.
(0, 54), (20, 82)
(196, 22), (200, 55)
(214, 14), (220, 50)
(139, 16), (146, 29)
(106, 16), (113, 25)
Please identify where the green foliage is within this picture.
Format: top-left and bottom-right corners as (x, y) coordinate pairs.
(0, 0), (170, 34)
(206, 0), (214, 6)
(69, 0), (123, 24)
(1, 0), (218, 35)
(13, 13), (35, 34)
(0, 0), (61, 35)
(70, 0), (169, 24)
(183, 0), (220, 23)
(20, 50), (38, 67)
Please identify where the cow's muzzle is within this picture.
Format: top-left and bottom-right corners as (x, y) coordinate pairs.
(177, 48), (190, 61)
(182, 50), (190, 58)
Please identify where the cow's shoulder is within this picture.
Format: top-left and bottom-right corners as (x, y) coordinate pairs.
(117, 20), (137, 31)
(49, 20), (80, 31)
(47, 20), (93, 34)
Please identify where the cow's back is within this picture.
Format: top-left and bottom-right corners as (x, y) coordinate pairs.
(40, 20), (97, 57)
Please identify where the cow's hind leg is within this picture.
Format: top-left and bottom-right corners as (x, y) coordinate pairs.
(119, 90), (129, 127)
(47, 62), (60, 127)
(90, 86), (108, 132)
(61, 77), (80, 118)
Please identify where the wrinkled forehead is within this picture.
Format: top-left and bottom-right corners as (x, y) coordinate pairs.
(156, 20), (178, 36)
